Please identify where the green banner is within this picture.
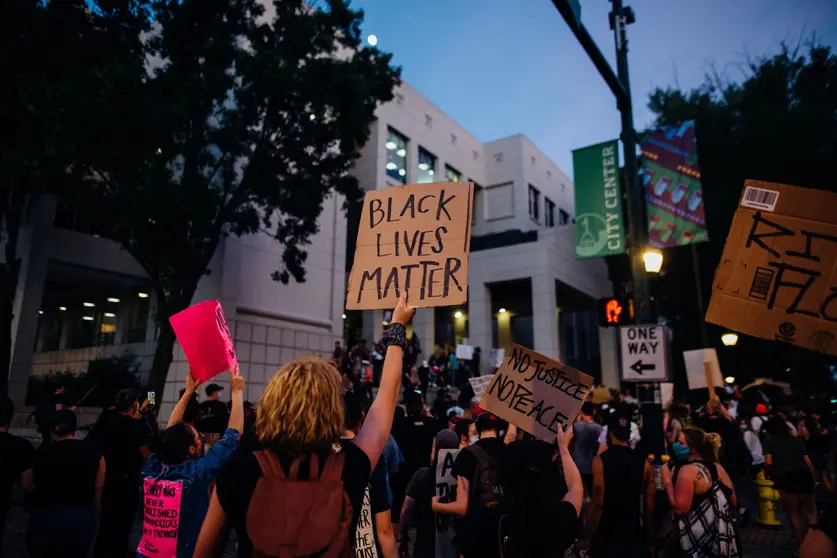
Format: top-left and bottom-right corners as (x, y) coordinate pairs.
(572, 140), (625, 259)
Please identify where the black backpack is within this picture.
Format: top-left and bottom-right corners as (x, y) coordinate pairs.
(467, 444), (504, 510)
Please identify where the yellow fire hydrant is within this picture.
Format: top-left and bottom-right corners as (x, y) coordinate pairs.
(753, 470), (782, 526)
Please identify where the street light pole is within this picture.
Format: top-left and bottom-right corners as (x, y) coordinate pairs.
(609, 0), (650, 324)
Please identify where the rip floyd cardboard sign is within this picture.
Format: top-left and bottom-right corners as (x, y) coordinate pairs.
(169, 300), (238, 382)
(479, 344), (594, 442)
(706, 180), (837, 356)
(346, 182), (474, 310)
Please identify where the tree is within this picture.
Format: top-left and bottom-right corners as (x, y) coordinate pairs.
(646, 42), (837, 395)
(0, 0), (148, 395)
(80, 0), (400, 398)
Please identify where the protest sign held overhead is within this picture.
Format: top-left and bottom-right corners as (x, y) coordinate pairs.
(706, 181), (837, 356)
(479, 344), (594, 442)
(468, 375), (494, 402)
(346, 182), (474, 310)
(170, 300), (238, 382)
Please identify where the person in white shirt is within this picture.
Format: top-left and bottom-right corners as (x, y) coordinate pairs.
(750, 404), (769, 434)
(742, 419), (765, 469)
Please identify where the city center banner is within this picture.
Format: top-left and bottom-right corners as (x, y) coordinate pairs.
(640, 120), (709, 248)
(572, 140), (626, 259)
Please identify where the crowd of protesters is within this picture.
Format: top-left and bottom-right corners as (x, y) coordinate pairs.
(0, 292), (833, 557)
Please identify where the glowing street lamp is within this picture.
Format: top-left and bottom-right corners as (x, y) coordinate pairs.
(643, 248), (663, 273)
(724, 376), (735, 384)
(721, 332), (739, 346)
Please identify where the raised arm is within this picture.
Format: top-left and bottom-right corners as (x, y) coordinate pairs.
(168, 371), (201, 428)
(558, 426), (583, 516)
(227, 369), (244, 435)
(354, 293), (415, 470)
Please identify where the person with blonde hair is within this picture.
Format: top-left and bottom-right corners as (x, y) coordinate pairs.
(661, 427), (741, 557)
(194, 293), (415, 558)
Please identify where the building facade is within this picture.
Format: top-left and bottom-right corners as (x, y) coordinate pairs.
(348, 82), (619, 385)
(14, 191), (345, 423)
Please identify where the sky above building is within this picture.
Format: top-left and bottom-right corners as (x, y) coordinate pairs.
(351, 0), (837, 173)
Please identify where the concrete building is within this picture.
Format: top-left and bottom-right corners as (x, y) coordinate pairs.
(348, 82), (619, 385)
(14, 191), (345, 422)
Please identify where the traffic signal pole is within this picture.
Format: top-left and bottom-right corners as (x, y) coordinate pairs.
(552, 0), (665, 461)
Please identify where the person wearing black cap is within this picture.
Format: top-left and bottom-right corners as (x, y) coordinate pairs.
(433, 413), (508, 558)
(198, 382), (229, 445)
(27, 408), (105, 557)
(581, 413), (655, 558)
(399, 429), (460, 558)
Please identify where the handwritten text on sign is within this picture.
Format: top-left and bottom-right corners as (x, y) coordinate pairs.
(138, 478), (182, 557)
(346, 182), (474, 310)
(435, 449), (460, 558)
(479, 344), (593, 441)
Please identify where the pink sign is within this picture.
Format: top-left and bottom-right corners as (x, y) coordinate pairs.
(138, 478), (183, 557)
(169, 300), (238, 383)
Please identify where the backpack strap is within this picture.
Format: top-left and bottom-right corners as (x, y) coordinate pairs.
(321, 451), (345, 482)
(253, 450), (308, 481)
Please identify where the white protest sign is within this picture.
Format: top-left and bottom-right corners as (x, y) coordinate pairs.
(455, 344), (473, 360)
(468, 375), (494, 402)
(435, 449), (460, 558)
(488, 348), (505, 368)
(619, 324), (669, 381)
(683, 348), (723, 390)
(661, 382), (674, 407)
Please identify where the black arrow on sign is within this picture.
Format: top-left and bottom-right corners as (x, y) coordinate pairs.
(629, 360), (656, 375)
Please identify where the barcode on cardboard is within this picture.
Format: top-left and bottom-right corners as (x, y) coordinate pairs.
(749, 267), (774, 300)
(740, 186), (779, 211)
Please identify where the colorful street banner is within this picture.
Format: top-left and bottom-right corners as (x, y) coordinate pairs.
(640, 121), (708, 247)
(572, 140), (626, 259)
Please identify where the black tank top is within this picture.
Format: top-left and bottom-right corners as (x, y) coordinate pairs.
(597, 445), (646, 543)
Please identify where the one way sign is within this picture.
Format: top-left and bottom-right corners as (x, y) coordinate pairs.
(619, 324), (669, 382)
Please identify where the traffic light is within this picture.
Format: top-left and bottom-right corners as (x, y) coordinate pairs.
(597, 297), (634, 327)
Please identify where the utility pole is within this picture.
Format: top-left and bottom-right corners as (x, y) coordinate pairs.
(552, 0), (664, 461)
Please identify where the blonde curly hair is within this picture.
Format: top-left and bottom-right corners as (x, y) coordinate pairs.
(256, 357), (344, 456)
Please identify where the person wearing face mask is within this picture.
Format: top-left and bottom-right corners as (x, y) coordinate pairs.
(92, 388), (152, 558)
(137, 368), (244, 557)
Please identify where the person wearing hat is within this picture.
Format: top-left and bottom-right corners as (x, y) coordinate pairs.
(198, 383), (229, 445)
(400, 429), (460, 558)
(581, 413), (655, 558)
(28, 408), (105, 558)
(751, 403), (769, 434)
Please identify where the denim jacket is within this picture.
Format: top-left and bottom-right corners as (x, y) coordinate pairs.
(138, 428), (240, 558)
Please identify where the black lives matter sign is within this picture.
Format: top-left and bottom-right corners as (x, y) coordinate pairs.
(346, 182), (474, 310)
(479, 344), (593, 442)
(707, 180), (837, 356)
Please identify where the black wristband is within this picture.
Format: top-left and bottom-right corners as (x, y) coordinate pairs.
(382, 323), (407, 350)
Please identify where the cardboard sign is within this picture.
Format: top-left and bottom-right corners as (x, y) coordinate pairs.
(435, 449), (460, 558)
(455, 344), (473, 360)
(346, 182), (474, 310)
(354, 486), (379, 558)
(138, 478), (183, 557)
(479, 344), (594, 442)
(468, 375), (494, 402)
(683, 348), (723, 390)
(706, 180), (837, 356)
(170, 300), (238, 382)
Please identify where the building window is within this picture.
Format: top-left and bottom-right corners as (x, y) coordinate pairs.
(528, 184), (540, 222)
(445, 165), (461, 182)
(559, 208), (570, 225)
(417, 147), (436, 183)
(470, 181), (482, 225)
(545, 198), (556, 227)
(385, 128), (407, 184)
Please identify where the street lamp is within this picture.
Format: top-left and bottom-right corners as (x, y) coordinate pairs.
(498, 308), (507, 314)
(454, 311), (463, 319)
(643, 248), (663, 273)
(721, 332), (738, 346)
(724, 376), (735, 385)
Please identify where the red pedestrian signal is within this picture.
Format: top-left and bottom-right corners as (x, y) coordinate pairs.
(597, 297), (633, 327)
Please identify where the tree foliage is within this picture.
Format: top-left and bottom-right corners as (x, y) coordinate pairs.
(77, 0), (400, 395)
(646, 42), (837, 395)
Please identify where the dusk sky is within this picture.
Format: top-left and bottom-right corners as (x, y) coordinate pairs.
(351, 0), (837, 173)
